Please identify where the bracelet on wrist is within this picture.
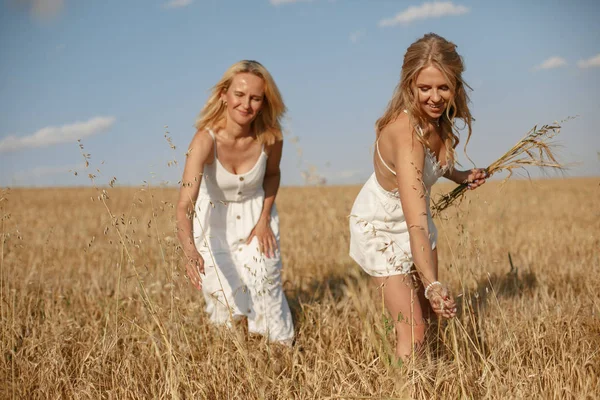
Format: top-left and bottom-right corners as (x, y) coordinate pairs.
(424, 281), (442, 299)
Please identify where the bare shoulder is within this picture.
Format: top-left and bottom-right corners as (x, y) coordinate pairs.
(189, 128), (213, 147)
(187, 129), (214, 162)
(382, 113), (415, 147)
(264, 137), (283, 157)
(384, 113), (425, 169)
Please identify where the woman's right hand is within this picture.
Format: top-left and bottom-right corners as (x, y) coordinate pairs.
(185, 254), (205, 290)
(428, 284), (457, 319)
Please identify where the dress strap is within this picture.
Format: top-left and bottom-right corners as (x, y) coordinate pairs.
(415, 125), (425, 138)
(402, 112), (444, 169)
(207, 128), (218, 158)
(403, 109), (425, 138)
(377, 110), (427, 176)
(376, 139), (397, 176)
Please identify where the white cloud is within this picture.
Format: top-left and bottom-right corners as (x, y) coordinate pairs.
(379, 2), (470, 27)
(13, 163), (86, 180)
(349, 29), (365, 44)
(163, 0), (193, 9)
(270, 0), (314, 5)
(532, 56), (568, 71)
(577, 54), (600, 69)
(0, 116), (116, 153)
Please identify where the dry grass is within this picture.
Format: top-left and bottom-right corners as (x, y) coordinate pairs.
(1, 178), (599, 399)
(433, 121), (568, 217)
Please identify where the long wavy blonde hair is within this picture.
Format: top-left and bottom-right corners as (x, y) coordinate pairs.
(194, 60), (286, 145)
(376, 33), (473, 168)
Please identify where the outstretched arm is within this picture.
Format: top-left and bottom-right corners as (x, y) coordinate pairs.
(393, 124), (455, 318)
(176, 130), (213, 289)
(393, 129), (437, 286)
(444, 167), (487, 189)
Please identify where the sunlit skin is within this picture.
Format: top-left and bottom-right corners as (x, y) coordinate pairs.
(415, 65), (487, 189)
(220, 73), (265, 132)
(179, 72), (283, 290)
(415, 65), (452, 122)
(218, 73), (280, 262)
(371, 64), (488, 360)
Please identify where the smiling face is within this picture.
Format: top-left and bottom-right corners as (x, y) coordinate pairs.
(221, 72), (265, 127)
(414, 65), (453, 121)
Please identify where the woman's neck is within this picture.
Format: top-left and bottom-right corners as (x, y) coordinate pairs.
(222, 119), (252, 141)
(427, 116), (440, 128)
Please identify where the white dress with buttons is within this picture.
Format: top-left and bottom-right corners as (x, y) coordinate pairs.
(193, 129), (294, 344)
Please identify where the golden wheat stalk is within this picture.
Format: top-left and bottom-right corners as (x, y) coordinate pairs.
(432, 119), (570, 216)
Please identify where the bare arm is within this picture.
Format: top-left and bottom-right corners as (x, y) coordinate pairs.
(444, 168), (468, 184)
(246, 139), (283, 258)
(261, 139), (283, 221)
(444, 167), (488, 189)
(392, 125), (437, 287)
(176, 131), (213, 287)
(392, 123), (457, 317)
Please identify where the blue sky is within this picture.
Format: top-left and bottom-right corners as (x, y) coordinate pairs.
(1, 0), (599, 187)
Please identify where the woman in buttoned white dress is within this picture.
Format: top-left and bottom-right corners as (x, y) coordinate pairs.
(349, 34), (487, 360)
(176, 60), (294, 345)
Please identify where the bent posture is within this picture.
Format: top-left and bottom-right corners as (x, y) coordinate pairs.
(176, 60), (294, 345)
(349, 34), (486, 360)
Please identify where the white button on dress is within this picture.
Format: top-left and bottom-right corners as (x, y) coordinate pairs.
(193, 129), (294, 344)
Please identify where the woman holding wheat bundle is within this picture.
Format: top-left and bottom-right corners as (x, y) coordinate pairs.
(176, 60), (294, 345)
(349, 33), (487, 360)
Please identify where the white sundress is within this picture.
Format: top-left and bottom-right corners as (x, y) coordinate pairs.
(193, 129), (294, 344)
(349, 126), (449, 277)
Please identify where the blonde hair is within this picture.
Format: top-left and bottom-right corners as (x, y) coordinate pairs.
(375, 33), (473, 168)
(194, 60), (286, 145)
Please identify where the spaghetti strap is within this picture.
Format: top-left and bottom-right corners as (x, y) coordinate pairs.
(350, 109), (448, 279)
(194, 127), (293, 344)
(376, 139), (397, 176)
(403, 109), (425, 138)
(415, 125), (425, 138)
(207, 128), (218, 158)
(376, 110), (428, 177)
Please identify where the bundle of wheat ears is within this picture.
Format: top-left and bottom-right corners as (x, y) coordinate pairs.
(432, 119), (571, 217)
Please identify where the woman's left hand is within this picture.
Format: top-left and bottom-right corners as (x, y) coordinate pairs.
(428, 285), (457, 319)
(247, 217), (278, 258)
(463, 168), (488, 190)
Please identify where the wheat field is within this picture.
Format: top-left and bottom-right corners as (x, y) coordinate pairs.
(1, 177), (599, 399)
